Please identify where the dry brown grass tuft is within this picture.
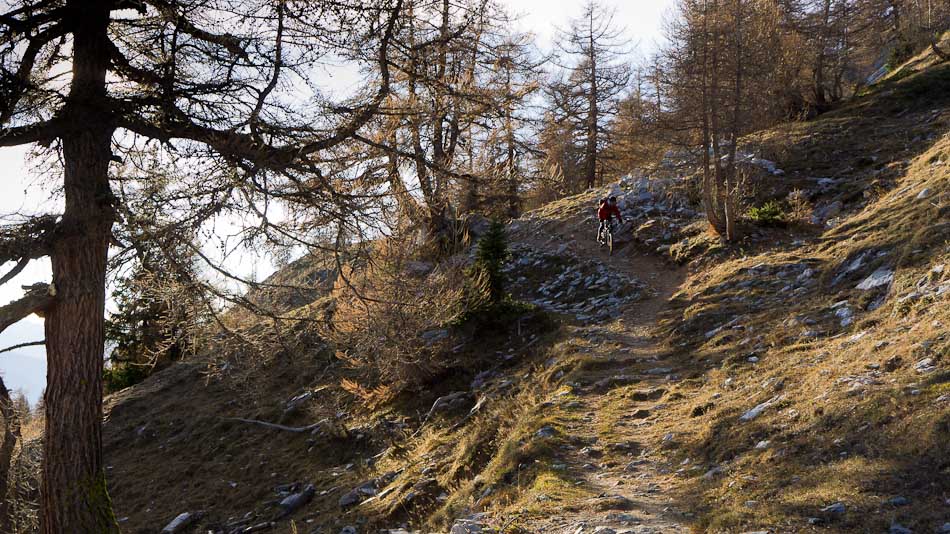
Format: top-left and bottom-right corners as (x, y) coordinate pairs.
(325, 237), (474, 402)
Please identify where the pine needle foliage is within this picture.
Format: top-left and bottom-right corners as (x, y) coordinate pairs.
(470, 220), (509, 305)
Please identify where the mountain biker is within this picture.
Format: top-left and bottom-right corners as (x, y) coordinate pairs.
(597, 196), (623, 244)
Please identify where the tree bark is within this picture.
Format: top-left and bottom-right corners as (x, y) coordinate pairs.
(41, 1), (120, 532)
(0, 376), (21, 533)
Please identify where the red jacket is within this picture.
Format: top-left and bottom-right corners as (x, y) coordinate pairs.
(598, 202), (623, 223)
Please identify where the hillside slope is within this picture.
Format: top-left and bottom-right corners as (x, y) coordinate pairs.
(95, 58), (948, 534)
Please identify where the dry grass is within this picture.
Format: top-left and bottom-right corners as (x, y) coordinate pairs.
(327, 238), (473, 404)
(649, 76), (950, 532)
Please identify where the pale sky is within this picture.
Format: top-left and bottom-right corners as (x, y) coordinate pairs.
(0, 0), (677, 404)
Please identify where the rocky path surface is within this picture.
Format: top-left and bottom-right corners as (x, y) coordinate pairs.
(510, 219), (694, 534)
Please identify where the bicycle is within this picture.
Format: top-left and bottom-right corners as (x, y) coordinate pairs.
(597, 219), (616, 256)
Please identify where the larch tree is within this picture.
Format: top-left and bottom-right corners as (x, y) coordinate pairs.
(475, 23), (543, 218)
(550, 0), (630, 190)
(0, 0), (402, 531)
(352, 0), (489, 236)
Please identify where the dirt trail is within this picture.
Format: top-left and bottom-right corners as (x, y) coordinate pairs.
(515, 226), (694, 533)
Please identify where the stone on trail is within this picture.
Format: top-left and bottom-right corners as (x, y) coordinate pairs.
(340, 527), (358, 534)
(889, 522), (913, 534)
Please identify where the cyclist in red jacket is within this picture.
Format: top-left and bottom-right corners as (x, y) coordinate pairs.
(597, 196), (623, 246)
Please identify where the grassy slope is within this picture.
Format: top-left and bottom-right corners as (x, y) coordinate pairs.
(98, 55), (948, 534)
(654, 60), (950, 532)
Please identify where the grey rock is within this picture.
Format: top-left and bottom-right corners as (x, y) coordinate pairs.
(889, 522), (912, 534)
(278, 484), (315, 517)
(161, 512), (203, 534)
(702, 466), (722, 479)
(340, 527), (358, 534)
(937, 522), (950, 533)
(916, 188), (931, 200)
(645, 367), (673, 375)
(915, 358), (936, 373)
(812, 200), (842, 223)
(886, 496), (910, 507)
(821, 502), (846, 515)
(338, 489), (361, 508)
(856, 267), (894, 290)
(425, 391), (473, 419)
(339, 480), (378, 509)
(740, 396), (782, 422)
(406, 261), (435, 276)
(450, 520), (484, 534)
(421, 329), (450, 344)
(536, 425), (558, 438)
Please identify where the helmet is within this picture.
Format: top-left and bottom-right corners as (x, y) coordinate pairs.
(609, 196), (617, 203)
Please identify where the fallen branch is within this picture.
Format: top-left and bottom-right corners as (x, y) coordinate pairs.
(224, 417), (327, 433)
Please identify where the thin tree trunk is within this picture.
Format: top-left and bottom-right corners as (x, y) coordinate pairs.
(814, 0), (832, 107)
(504, 65), (519, 218)
(0, 377), (21, 533)
(725, 0), (743, 242)
(709, 0), (728, 236)
(585, 8), (599, 190)
(700, 0), (722, 233)
(42, 1), (119, 532)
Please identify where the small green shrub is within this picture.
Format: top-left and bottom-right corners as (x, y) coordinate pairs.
(746, 201), (785, 226)
(103, 363), (152, 393)
(467, 220), (510, 306)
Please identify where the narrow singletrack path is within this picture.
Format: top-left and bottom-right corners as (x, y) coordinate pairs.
(512, 223), (695, 533)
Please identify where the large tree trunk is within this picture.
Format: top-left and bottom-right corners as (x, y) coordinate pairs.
(41, 1), (120, 532)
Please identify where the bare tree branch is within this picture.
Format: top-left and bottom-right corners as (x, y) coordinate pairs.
(0, 340), (44, 355)
(0, 283), (55, 335)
